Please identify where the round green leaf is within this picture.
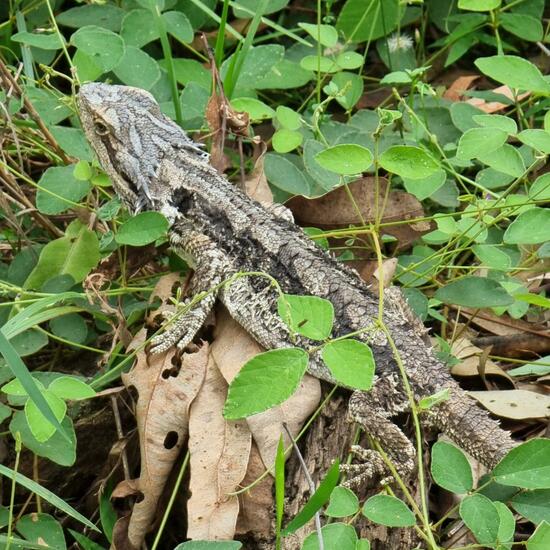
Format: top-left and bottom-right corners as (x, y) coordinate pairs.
(530, 174), (550, 201)
(326, 486), (360, 518)
(511, 489), (550, 524)
(494, 439), (550, 489)
(322, 339), (374, 390)
(56, 4), (125, 31)
(120, 9), (159, 47)
(477, 143), (525, 177)
(403, 169), (446, 201)
(272, 129), (303, 153)
(315, 144), (373, 175)
(379, 145), (439, 179)
(277, 294), (334, 341)
(472, 114), (517, 135)
(115, 211), (169, 246)
(10, 330), (49, 358)
(336, 51), (363, 70)
(431, 441), (473, 494)
(298, 23), (338, 47)
(276, 106), (302, 130)
(362, 495), (415, 527)
(303, 140), (340, 192)
(36, 165), (90, 215)
(231, 98), (275, 121)
(49, 377), (96, 401)
(456, 127), (508, 160)
(495, 501), (516, 546)
(71, 25), (124, 72)
(336, 0), (400, 42)
(163, 10), (193, 43)
(17, 513), (66, 550)
(528, 521), (550, 550)
(264, 153), (311, 195)
(504, 208), (550, 245)
(113, 46), (160, 90)
(331, 72), (364, 110)
(500, 13), (543, 42)
(12, 31), (64, 51)
(50, 313), (88, 345)
(300, 55), (340, 73)
(459, 0), (501, 11)
(459, 494), (500, 545)
(434, 276), (514, 308)
(518, 130), (550, 154)
(224, 348), (309, 419)
(302, 523), (357, 550)
(474, 55), (550, 94)
(25, 390), (67, 443)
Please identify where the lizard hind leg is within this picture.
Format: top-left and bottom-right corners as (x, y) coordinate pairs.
(341, 375), (416, 488)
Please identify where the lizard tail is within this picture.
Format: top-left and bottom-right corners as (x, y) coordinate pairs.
(435, 387), (517, 468)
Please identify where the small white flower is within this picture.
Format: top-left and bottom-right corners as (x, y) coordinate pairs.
(386, 33), (414, 53)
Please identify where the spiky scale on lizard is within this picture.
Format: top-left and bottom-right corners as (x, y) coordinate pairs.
(78, 82), (517, 486)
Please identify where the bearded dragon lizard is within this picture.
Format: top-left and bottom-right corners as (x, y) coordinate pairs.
(78, 82), (516, 486)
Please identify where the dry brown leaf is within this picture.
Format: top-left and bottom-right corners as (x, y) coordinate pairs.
(288, 177), (430, 253)
(468, 389), (550, 420)
(443, 75), (479, 102)
(466, 85), (530, 113)
(451, 337), (513, 384)
(119, 330), (208, 548)
(459, 308), (548, 338)
(211, 307), (321, 467)
(187, 354), (251, 540)
(235, 443), (274, 538)
(243, 152), (273, 205)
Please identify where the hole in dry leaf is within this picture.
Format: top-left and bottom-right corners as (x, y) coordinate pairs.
(135, 491), (145, 503)
(164, 431), (179, 449)
(161, 367), (179, 379)
(170, 281), (181, 295)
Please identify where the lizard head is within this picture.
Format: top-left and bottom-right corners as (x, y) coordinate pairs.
(78, 82), (206, 214)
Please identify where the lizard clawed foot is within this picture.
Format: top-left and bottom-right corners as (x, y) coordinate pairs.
(149, 307), (206, 354)
(340, 446), (393, 488)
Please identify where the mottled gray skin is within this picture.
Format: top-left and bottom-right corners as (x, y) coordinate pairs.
(79, 83), (516, 485)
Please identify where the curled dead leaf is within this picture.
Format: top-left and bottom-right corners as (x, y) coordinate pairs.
(468, 389), (550, 420)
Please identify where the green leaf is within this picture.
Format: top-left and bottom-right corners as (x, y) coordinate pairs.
(179, 82), (210, 127)
(49, 377), (96, 400)
(50, 313), (88, 345)
(435, 276), (514, 308)
(300, 55), (340, 73)
(431, 441), (473, 494)
(493, 439), (550, 489)
(474, 55), (550, 94)
(356, 540), (371, 550)
(528, 521), (550, 550)
(298, 23), (338, 47)
(456, 127), (508, 160)
(283, 460), (340, 535)
(272, 129), (303, 153)
(0, 403), (11, 424)
(504, 208), (550, 245)
(326, 486), (360, 518)
(113, 46), (160, 91)
(403, 169), (446, 201)
(166, 59), (211, 89)
(25, 389), (67, 442)
(303, 140), (340, 192)
(174, 543), (242, 550)
(49, 129), (93, 162)
(10, 330), (49, 357)
(459, 494), (500, 545)
(231, 98), (275, 121)
(56, 5), (125, 31)
(473, 245), (511, 271)
(275, 106), (302, 130)
(529, 173), (550, 201)
(17, 513), (66, 550)
(277, 294), (334, 341)
(473, 114), (517, 135)
(120, 9), (159, 47)
(68, 530), (107, 550)
(163, 10), (194, 43)
(71, 26), (125, 72)
(302, 523), (357, 550)
(379, 145), (439, 179)
(511, 489), (550, 524)
(518, 130), (550, 154)
(12, 31), (64, 50)
(264, 153), (311, 195)
(0, 463), (98, 530)
(508, 355), (550, 377)
(36, 165), (90, 215)
(10, 412), (76, 467)
(494, 501), (516, 547)
(116, 212), (169, 246)
(337, 0), (400, 42)
(500, 13), (543, 42)
(459, 0), (501, 10)
(336, 51), (363, 70)
(24, 220), (100, 289)
(315, 144), (373, 175)
(224, 348), (309, 419)
(362, 494), (415, 527)
(477, 144), (525, 177)
(330, 71), (364, 110)
(321, 339), (375, 391)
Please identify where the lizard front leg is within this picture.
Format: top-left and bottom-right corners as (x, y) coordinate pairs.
(150, 222), (235, 353)
(341, 374), (416, 488)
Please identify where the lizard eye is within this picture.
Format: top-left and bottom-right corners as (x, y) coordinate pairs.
(93, 120), (110, 136)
